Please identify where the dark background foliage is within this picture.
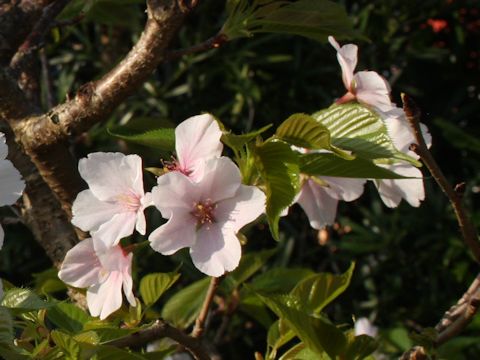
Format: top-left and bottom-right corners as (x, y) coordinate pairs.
(1, 0), (479, 358)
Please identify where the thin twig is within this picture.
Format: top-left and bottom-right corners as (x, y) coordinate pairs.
(10, 0), (72, 72)
(192, 277), (221, 338)
(107, 319), (210, 360)
(402, 93), (480, 263)
(166, 33), (228, 61)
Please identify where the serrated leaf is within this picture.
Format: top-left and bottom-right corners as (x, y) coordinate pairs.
(222, 0), (359, 42)
(275, 113), (331, 150)
(51, 330), (81, 360)
(254, 141), (300, 240)
(107, 127), (175, 151)
(139, 271), (181, 307)
(47, 302), (91, 334)
(291, 263), (355, 314)
(255, 292), (347, 358)
(2, 288), (55, 312)
(161, 277), (210, 328)
(299, 153), (409, 179)
(313, 103), (420, 165)
(222, 124), (273, 152)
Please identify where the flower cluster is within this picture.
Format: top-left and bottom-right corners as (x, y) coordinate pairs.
(292, 37), (431, 230)
(59, 114), (265, 319)
(0, 133), (25, 298)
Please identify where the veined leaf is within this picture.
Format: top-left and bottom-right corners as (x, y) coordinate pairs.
(2, 288), (55, 312)
(312, 103), (421, 166)
(51, 330), (81, 360)
(107, 127), (175, 151)
(0, 307), (13, 346)
(47, 302), (92, 334)
(254, 141), (300, 240)
(222, 124), (273, 152)
(161, 277), (210, 328)
(275, 113), (331, 150)
(139, 271), (181, 307)
(255, 292), (347, 358)
(291, 263), (355, 314)
(299, 153), (409, 179)
(344, 332), (378, 360)
(222, 0), (359, 42)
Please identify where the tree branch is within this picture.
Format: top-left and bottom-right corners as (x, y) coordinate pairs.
(166, 32), (228, 61)
(402, 93), (480, 263)
(192, 276), (221, 338)
(107, 319), (210, 360)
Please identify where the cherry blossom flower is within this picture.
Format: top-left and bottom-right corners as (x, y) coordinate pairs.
(354, 317), (378, 338)
(0, 132), (25, 248)
(164, 113), (223, 182)
(328, 36), (395, 113)
(58, 238), (135, 320)
(72, 152), (151, 247)
(297, 176), (365, 230)
(375, 115), (432, 208)
(149, 157), (265, 277)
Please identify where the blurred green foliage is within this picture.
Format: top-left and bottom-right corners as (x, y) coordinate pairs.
(2, 0), (479, 358)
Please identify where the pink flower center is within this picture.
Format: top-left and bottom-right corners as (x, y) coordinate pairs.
(117, 191), (141, 212)
(162, 157), (192, 177)
(191, 199), (216, 226)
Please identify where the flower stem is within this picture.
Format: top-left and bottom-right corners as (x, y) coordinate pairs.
(192, 276), (221, 338)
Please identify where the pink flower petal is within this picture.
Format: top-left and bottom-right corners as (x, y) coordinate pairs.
(78, 152), (144, 202)
(0, 225), (4, 250)
(375, 164), (425, 208)
(215, 185), (265, 232)
(0, 159), (25, 206)
(197, 157), (241, 203)
(122, 254), (136, 307)
(190, 224), (241, 277)
(149, 212), (196, 255)
(152, 172), (198, 218)
(297, 179), (339, 230)
(176, 114), (223, 181)
(354, 71), (393, 112)
(0, 133), (7, 160)
(321, 176), (366, 202)
(87, 271), (123, 319)
(58, 238), (101, 289)
(93, 211), (138, 247)
(328, 36), (358, 91)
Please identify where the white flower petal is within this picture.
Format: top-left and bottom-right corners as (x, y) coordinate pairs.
(354, 71), (393, 112)
(149, 212), (196, 255)
(122, 253), (136, 307)
(297, 179), (339, 230)
(78, 152), (143, 201)
(215, 185), (265, 232)
(72, 190), (123, 232)
(0, 133), (7, 160)
(354, 317), (378, 337)
(375, 165), (425, 208)
(153, 172), (198, 217)
(0, 225), (4, 250)
(92, 211), (137, 247)
(87, 271), (123, 319)
(198, 157), (241, 203)
(328, 36), (358, 91)
(175, 113), (223, 181)
(321, 176), (366, 202)
(0, 160), (25, 206)
(190, 225), (241, 276)
(58, 238), (101, 288)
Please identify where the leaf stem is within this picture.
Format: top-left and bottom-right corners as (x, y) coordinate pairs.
(191, 276), (221, 338)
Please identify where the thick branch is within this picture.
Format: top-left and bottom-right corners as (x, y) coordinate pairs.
(107, 320), (210, 360)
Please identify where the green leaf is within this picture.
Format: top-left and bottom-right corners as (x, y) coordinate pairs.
(254, 141), (300, 240)
(291, 263), (355, 314)
(51, 330), (81, 360)
(139, 271), (181, 307)
(344, 333), (378, 360)
(279, 342), (328, 360)
(275, 113), (331, 150)
(248, 267), (315, 294)
(2, 288), (55, 312)
(267, 320), (296, 359)
(107, 127), (175, 151)
(47, 302), (91, 334)
(222, 0), (359, 42)
(223, 248), (277, 291)
(90, 345), (146, 360)
(0, 307), (13, 346)
(221, 124), (273, 152)
(255, 292), (347, 358)
(161, 277), (210, 328)
(312, 103), (421, 165)
(299, 153), (409, 179)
